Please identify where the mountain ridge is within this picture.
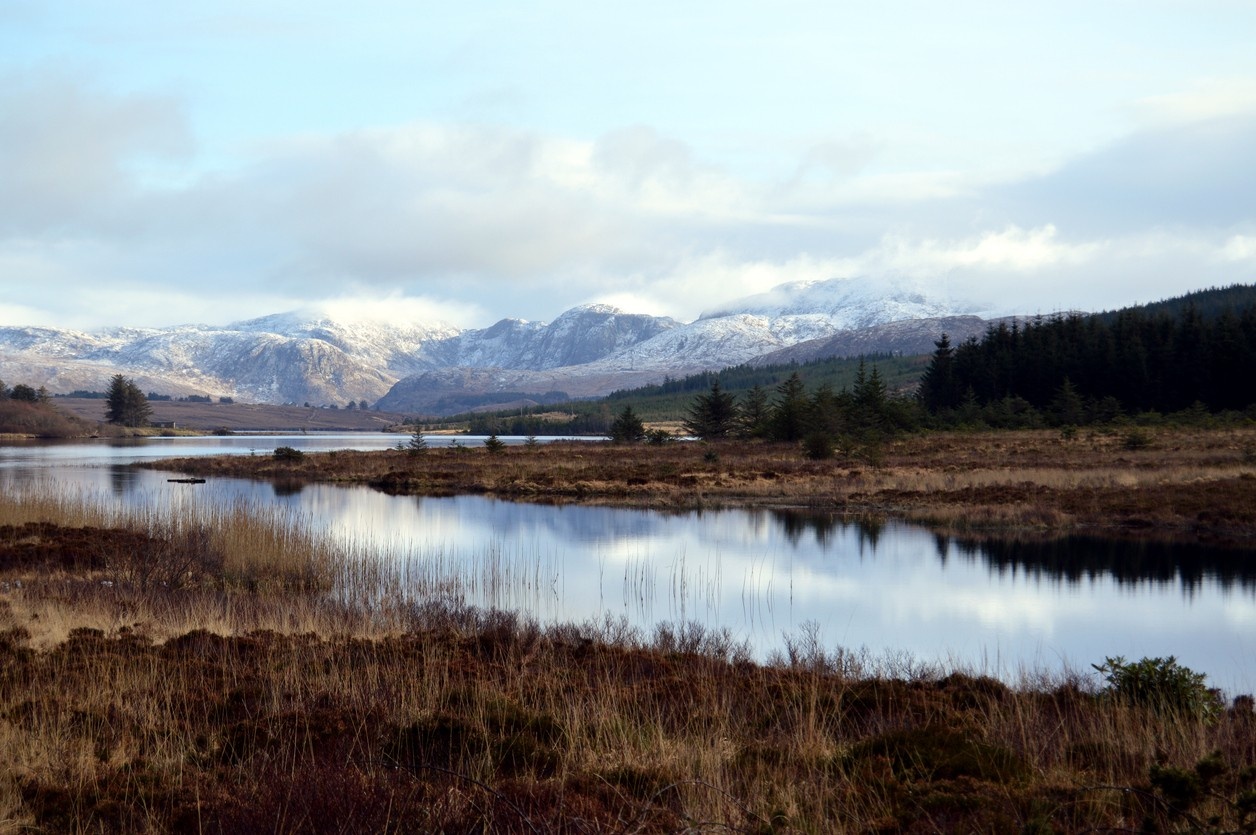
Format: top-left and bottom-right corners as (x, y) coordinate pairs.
(1, 277), (988, 414)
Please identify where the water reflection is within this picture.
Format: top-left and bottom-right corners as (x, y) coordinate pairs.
(948, 535), (1256, 593)
(3, 438), (1254, 693)
(108, 464), (139, 496)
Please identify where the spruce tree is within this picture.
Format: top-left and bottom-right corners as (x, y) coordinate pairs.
(683, 379), (738, 440)
(407, 424), (428, 455)
(918, 334), (959, 413)
(608, 405), (645, 443)
(737, 384), (771, 439)
(105, 374), (151, 427)
(769, 372), (808, 442)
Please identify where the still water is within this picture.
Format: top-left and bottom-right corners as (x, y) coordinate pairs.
(3, 435), (1254, 694)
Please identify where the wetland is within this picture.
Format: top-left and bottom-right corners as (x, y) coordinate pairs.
(2, 427), (1254, 832)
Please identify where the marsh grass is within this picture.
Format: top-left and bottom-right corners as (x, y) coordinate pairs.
(141, 427), (1256, 545)
(3, 456), (1256, 832)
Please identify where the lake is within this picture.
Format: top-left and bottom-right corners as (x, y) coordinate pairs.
(3, 434), (1254, 694)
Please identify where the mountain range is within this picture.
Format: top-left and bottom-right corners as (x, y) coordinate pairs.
(0, 276), (996, 415)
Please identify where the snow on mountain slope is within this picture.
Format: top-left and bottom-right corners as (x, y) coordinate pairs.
(0, 311), (461, 405)
(701, 275), (981, 328)
(428, 304), (680, 370)
(2, 276), (990, 411)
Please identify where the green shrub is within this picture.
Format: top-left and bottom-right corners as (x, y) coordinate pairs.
(272, 446), (305, 462)
(803, 431), (834, 460)
(1092, 655), (1222, 721)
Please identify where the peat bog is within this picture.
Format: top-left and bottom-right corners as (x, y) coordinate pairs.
(2, 426), (1254, 832)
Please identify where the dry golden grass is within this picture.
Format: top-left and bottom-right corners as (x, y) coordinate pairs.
(3, 429), (1254, 831)
(1, 588), (1253, 832)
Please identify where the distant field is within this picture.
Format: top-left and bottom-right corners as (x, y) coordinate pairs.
(53, 398), (413, 432)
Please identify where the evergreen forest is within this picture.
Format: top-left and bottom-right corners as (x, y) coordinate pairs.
(919, 284), (1256, 424)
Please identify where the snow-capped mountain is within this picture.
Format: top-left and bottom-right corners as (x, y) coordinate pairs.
(0, 313), (460, 406)
(1, 276), (988, 413)
(426, 304), (680, 370)
(701, 274), (981, 327)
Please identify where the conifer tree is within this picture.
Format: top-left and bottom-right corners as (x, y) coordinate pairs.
(105, 374), (151, 427)
(608, 405), (645, 443)
(407, 424), (428, 455)
(737, 384), (771, 439)
(683, 379), (738, 440)
(769, 372), (808, 442)
(918, 333), (959, 412)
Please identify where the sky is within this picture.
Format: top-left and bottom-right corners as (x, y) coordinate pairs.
(2, 1), (1255, 331)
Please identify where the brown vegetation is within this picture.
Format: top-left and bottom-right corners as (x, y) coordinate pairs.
(2, 499), (1254, 833)
(0, 399), (91, 439)
(7, 427), (1256, 831)
(145, 426), (1256, 546)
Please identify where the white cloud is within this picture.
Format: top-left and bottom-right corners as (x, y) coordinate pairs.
(1221, 234), (1256, 263)
(311, 293), (484, 329)
(0, 71), (191, 236)
(859, 226), (1100, 274)
(3, 59), (1256, 332)
(1130, 78), (1256, 127)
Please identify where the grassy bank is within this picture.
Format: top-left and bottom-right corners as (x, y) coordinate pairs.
(144, 426), (1256, 545)
(2, 489), (1254, 833)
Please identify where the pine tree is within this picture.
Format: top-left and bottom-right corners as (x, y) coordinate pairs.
(683, 379), (738, 440)
(769, 372), (808, 442)
(1049, 377), (1086, 427)
(737, 384), (771, 439)
(851, 360), (888, 434)
(608, 405), (645, 443)
(407, 424), (428, 455)
(105, 374), (151, 427)
(918, 334), (959, 412)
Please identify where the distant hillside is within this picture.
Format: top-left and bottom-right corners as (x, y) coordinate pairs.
(1094, 283), (1256, 324)
(456, 353), (929, 433)
(920, 283), (1256, 420)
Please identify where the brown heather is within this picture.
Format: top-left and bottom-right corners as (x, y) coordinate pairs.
(0, 427), (1253, 832)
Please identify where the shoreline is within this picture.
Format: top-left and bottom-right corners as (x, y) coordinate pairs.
(139, 426), (1256, 547)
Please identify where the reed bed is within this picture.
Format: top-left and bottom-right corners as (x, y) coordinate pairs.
(2, 482), (1255, 832)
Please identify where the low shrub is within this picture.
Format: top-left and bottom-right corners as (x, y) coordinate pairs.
(1093, 655), (1223, 721)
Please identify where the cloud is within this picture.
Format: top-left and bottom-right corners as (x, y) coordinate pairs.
(997, 112), (1256, 233)
(0, 71), (191, 236)
(3, 66), (1256, 331)
(1129, 77), (1256, 127)
(310, 293), (485, 329)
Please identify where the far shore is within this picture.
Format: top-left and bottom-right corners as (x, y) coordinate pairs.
(142, 426), (1256, 547)
(51, 397), (417, 433)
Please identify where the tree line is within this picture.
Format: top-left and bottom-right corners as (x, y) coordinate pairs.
(0, 380), (51, 404)
(612, 360), (920, 460)
(918, 298), (1256, 425)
